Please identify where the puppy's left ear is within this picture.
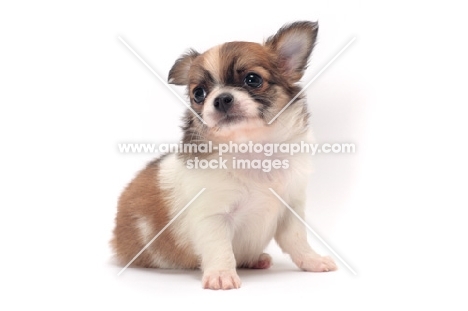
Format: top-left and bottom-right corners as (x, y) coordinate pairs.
(265, 21), (318, 82)
(168, 49), (200, 85)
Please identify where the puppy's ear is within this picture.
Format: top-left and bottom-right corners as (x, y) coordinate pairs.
(265, 21), (318, 82)
(168, 49), (200, 85)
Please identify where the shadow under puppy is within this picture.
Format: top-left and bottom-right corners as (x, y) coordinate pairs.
(112, 21), (337, 290)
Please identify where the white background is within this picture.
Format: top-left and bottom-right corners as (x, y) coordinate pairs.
(1, 0), (467, 309)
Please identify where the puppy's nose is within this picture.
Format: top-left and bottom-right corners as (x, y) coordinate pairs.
(214, 93), (233, 113)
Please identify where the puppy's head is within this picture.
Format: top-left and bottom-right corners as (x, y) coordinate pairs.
(168, 21), (318, 141)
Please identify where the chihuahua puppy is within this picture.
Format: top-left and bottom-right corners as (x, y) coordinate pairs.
(112, 21), (337, 290)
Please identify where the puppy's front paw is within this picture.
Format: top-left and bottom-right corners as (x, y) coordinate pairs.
(295, 255), (337, 272)
(202, 269), (241, 290)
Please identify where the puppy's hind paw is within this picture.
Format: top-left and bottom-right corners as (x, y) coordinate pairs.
(249, 253), (273, 269)
(202, 269), (241, 290)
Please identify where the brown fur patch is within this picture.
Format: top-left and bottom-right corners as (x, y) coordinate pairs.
(219, 42), (274, 85)
(168, 49), (200, 85)
(218, 41), (300, 96)
(202, 45), (221, 81)
(111, 158), (199, 268)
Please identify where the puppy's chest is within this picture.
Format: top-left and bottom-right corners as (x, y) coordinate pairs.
(224, 188), (285, 225)
(219, 154), (308, 225)
(222, 151), (309, 187)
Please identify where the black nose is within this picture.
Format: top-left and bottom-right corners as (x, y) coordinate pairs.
(214, 93), (233, 113)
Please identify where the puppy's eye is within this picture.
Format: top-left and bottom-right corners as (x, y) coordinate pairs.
(244, 73), (263, 88)
(193, 87), (206, 104)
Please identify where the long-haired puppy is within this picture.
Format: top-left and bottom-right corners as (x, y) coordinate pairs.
(112, 21), (337, 290)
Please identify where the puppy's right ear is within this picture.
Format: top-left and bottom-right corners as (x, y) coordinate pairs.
(168, 49), (200, 85)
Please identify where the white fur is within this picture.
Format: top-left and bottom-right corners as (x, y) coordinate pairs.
(135, 216), (176, 268)
(156, 98), (335, 285)
(123, 101), (336, 282)
(136, 216), (153, 244)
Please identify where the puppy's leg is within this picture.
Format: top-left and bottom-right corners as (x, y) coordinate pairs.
(275, 193), (337, 272)
(192, 216), (241, 290)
